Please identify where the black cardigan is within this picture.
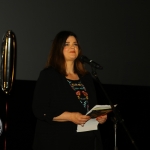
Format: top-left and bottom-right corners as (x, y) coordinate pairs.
(32, 67), (103, 150)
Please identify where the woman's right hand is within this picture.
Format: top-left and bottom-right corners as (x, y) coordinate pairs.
(53, 111), (90, 126)
(69, 112), (90, 126)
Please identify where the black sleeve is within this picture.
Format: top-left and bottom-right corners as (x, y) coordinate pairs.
(32, 68), (67, 123)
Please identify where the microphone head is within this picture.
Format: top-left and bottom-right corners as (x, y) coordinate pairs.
(80, 55), (89, 63)
(80, 55), (103, 70)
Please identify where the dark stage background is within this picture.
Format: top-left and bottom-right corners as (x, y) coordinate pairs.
(0, 0), (150, 86)
(0, 80), (150, 150)
(0, 1), (150, 150)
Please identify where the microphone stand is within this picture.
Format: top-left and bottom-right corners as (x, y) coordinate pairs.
(111, 116), (118, 150)
(90, 67), (139, 150)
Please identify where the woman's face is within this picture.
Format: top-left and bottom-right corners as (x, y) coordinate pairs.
(63, 36), (79, 62)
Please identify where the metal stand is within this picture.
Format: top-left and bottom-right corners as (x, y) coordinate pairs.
(90, 67), (139, 150)
(114, 123), (118, 150)
(111, 117), (118, 150)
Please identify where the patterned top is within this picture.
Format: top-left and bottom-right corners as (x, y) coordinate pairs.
(67, 79), (89, 112)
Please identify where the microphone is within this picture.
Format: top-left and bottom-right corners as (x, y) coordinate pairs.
(80, 55), (103, 70)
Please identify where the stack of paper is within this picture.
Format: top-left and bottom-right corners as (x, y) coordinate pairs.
(77, 104), (117, 132)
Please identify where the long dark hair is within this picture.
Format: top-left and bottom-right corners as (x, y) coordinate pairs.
(45, 31), (87, 76)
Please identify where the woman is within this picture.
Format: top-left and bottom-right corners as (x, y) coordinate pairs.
(32, 31), (107, 150)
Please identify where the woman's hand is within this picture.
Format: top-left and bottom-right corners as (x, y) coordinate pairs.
(70, 112), (90, 126)
(96, 114), (107, 124)
(53, 111), (90, 126)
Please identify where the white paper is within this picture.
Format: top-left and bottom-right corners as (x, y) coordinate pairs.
(77, 118), (99, 132)
(86, 104), (117, 116)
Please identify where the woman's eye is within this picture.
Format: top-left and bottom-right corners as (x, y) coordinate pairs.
(74, 43), (78, 46)
(64, 43), (69, 46)
(64, 43), (78, 47)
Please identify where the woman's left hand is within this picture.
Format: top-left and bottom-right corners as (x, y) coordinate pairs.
(96, 114), (107, 124)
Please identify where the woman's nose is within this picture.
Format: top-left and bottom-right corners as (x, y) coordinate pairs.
(71, 45), (75, 48)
